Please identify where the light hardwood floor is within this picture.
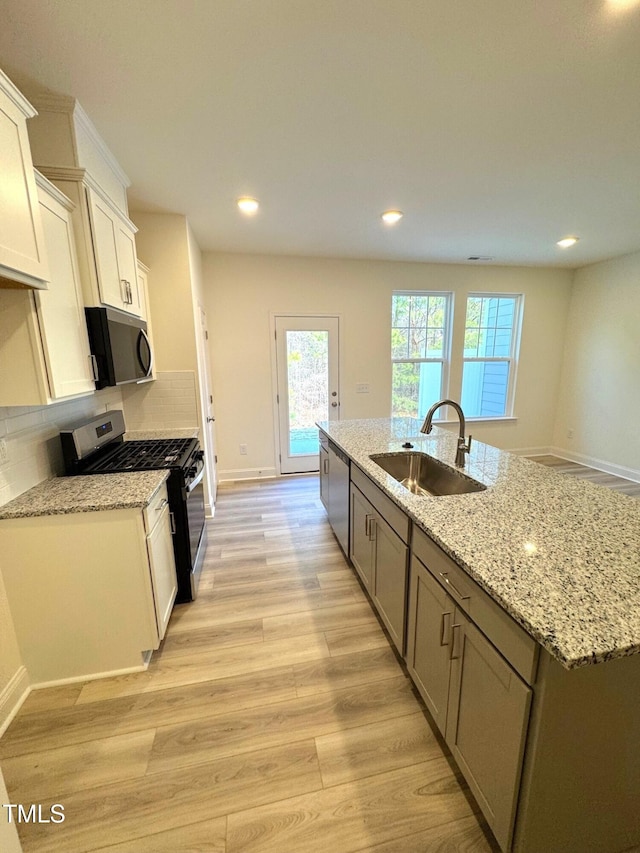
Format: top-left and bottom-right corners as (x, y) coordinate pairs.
(0, 475), (499, 853)
(529, 455), (640, 497)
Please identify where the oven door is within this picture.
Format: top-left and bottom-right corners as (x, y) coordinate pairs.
(185, 466), (206, 597)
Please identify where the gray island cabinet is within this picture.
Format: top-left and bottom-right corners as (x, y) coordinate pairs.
(317, 419), (640, 853)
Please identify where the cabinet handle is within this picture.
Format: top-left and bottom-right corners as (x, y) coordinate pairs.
(440, 611), (452, 646)
(365, 514), (373, 538)
(121, 279), (129, 303)
(169, 511), (176, 534)
(88, 354), (99, 381)
(323, 458), (329, 474)
(156, 498), (169, 512)
(450, 623), (462, 660)
(439, 572), (470, 603)
(368, 516), (377, 541)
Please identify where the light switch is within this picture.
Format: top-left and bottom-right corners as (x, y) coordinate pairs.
(356, 383), (370, 394)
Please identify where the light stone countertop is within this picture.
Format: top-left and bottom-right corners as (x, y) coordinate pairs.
(318, 417), (640, 670)
(0, 471), (169, 519)
(125, 428), (199, 440)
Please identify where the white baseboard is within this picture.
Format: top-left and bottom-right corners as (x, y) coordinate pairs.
(29, 657), (151, 691)
(218, 467), (278, 482)
(548, 447), (640, 484)
(0, 666), (30, 737)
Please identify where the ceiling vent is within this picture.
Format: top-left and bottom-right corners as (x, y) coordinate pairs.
(467, 256), (494, 261)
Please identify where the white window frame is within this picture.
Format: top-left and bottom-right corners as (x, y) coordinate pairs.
(462, 292), (524, 419)
(391, 291), (453, 418)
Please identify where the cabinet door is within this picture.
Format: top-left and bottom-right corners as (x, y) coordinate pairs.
(0, 75), (49, 287)
(146, 505), (178, 641)
(406, 556), (452, 735)
(87, 187), (140, 314)
(116, 219), (141, 314)
(372, 513), (408, 654)
(446, 611), (531, 852)
(35, 183), (95, 399)
(88, 187), (125, 309)
(319, 445), (329, 511)
(349, 484), (374, 592)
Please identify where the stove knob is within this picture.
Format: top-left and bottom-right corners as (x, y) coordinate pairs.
(195, 449), (205, 462)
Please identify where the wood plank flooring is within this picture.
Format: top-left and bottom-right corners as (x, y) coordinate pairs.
(0, 474), (499, 853)
(529, 455), (640, 497)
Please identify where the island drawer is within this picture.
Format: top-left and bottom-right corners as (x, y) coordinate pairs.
(412, 526), (539, 684)
(351, 464), (410, 544)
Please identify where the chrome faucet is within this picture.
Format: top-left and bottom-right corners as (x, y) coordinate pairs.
(420, 399), (472, 467)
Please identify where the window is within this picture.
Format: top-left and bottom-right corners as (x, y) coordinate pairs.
(391, 292), (451, 418)
(461, 294), (522, 418)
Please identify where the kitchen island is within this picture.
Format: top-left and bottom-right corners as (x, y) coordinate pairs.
(318, 417), (640, 853)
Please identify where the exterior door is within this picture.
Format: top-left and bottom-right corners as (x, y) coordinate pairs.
(274, 315), (339, 474)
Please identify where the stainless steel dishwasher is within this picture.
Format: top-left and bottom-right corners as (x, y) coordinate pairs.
(328, 439), (350, 556)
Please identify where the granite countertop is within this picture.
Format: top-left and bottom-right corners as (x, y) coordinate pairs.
(0, 471), (169, 519)
(318, 417), (640, 670)
(125, 428), (199, 440)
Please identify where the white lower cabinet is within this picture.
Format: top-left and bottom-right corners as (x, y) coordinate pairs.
(0, 174), (95, 406)
(144, 488), (178, 640)
(0, 483), (177, 685)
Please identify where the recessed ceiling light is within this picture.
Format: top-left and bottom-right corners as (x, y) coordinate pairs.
(381, 210), (403, 225)
(237, 197), (259, 215)
(557, 236), (579, 248)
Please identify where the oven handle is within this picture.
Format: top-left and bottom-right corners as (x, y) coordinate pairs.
(187, 465), (205, 493)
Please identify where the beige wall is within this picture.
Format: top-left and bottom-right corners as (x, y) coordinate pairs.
(553, 250), (640, 476)
(131, 213), (198, 373)
(0, 566), (24, 723)
(203, 252), (573, 478)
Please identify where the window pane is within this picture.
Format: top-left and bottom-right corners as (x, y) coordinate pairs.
(461, 360), (510, 417)
(392, 362), (443, 418)
(286, 330), (328, 456)
(464, 296), (517, 358)
(391, 327), (409, 359)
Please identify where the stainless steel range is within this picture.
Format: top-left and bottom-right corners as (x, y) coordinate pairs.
(60, 410), (206, 602)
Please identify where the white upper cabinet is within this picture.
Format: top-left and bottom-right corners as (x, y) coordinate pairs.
(22, 92), (142, 316)
(0, 173), (95, 406)
(0, 68), (49, 289)
(87, 186), (141, 314)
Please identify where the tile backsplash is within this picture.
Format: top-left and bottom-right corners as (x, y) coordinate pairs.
(0, 371), (199, 507)
(121, 371), (199, 432)
(0, 387), (123, 507)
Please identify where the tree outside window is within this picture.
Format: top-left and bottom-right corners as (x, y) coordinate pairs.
(391, 292), (451, 418)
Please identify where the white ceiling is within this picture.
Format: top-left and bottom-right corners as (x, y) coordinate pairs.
(2, 0), (640, 268)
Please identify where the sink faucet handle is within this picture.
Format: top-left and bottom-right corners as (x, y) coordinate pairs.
(455, 434), (472, 467)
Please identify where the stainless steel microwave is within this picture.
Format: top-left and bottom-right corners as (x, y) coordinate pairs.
(85, 306), (153, 389)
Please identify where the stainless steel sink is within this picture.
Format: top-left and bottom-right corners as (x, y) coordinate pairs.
(369, 452), (486, 497)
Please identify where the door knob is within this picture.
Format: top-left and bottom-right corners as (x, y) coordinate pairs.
(331, 402), (338, 408)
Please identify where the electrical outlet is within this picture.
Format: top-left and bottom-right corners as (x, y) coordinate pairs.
(0, 438), (8, 463)
(567, 428), (574, 439)
(239, 443), (248, 455)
